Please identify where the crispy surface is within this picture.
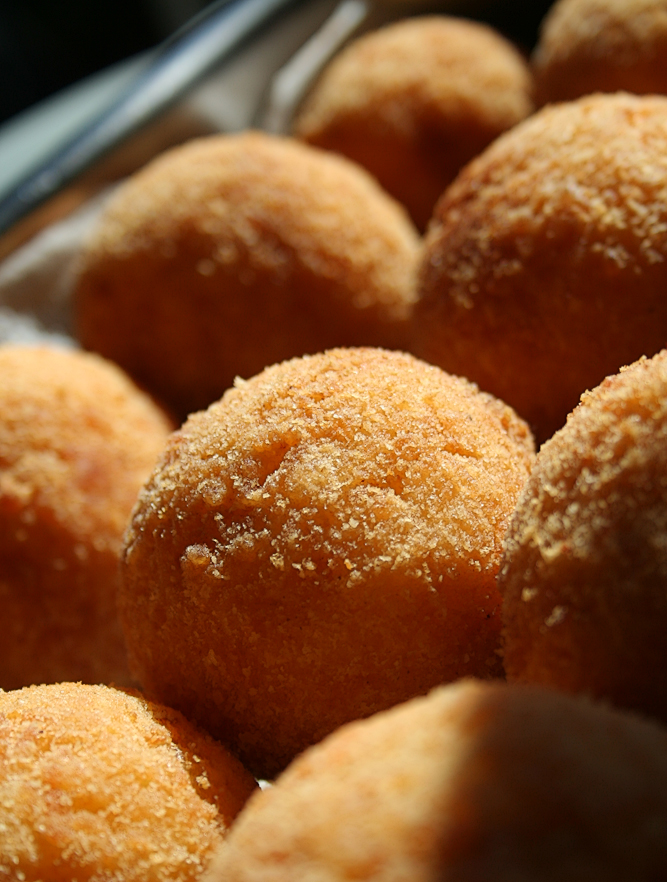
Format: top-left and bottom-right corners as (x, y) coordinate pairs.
(204, 679), (667, 882)
(74, 131), (420, 420)
(0, 682), (257, 881)
(119, 347), (534, 779)
(499, 349), (667, 723)
(0, 344), (172, 689)
(294, 15), (533, 231)
(413, 92), (667, 444)
(533, 0), (667, 105)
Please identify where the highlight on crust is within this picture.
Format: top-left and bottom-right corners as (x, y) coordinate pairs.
(0, 682), (257, 882)
(413, 91), (667, 444)
(119, 346), (534, 779)
(499, 348), (667, 725)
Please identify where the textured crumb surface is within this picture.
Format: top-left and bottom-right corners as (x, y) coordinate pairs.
(414, 92), (667, 443)
(119, 347), (534, 779)
(0, 682), (257, 882)
(533, 0), (667, 105)
(204, 679), (667, 882)
(0, 344), (172, 689)
(74, 131), (420, 419)
(499, 349), (667, 722)
(294, 15), (533, 231)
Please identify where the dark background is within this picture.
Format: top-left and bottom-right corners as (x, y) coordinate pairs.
(0, 0), (209, 126)
(0, 0), (553, 128)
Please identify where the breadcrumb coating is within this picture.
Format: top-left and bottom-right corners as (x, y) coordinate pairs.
(499, 349), (667, 723)
(0, 682), (257, 881)
(414, 92), (667, 443)
(294, 15), (533, 230)
(533, 0), (667, 105)
(0, 344), (172, 689)
(74, 131), (420, 419)
(204, 679), (667, 882)
(119, 347), (534, 779)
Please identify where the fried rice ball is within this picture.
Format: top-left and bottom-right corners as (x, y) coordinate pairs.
(532, 0), (667, 106)
(499, 349), (667, 724)
(74, 131), (420, 420)
(293, 16), (534, 231)
(119, 347), (535, 779)
(413, 91), (667, 444)
(203, 678), (667, 882)
(0, 682), (257, 881)
(0, 344), (172, 689)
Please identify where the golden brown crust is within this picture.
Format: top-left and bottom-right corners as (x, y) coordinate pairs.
(204, 679), (667, 882)
(499, 349), (667, 722)
(74, 131), (420, 419)
(533, 0), (667, 105)
(294, 15), (533, 231)
(119, 347), (534, 779)
(0, 682), (257, 881)
(413, 92), (667, 443)
(0, 344), (172, 689)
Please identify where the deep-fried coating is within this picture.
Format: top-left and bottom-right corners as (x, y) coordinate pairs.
(203, 679), (667, 882)
(0, 344), (172, 689)
(533, 0), (667, 106)
(119, 347), (534, 779)
(294, 16), (533, 231)
(413, 92), (667, 444)
(499, 349), (667, 724)
(0, 682), (257, 881)
(74, 131), (420, 420)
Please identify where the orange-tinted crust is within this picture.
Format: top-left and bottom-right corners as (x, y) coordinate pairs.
(500, 349), (667, 723)
(74, 131), (419, 420)
(119, 347), (534, 779)
(294, 15), (533, 231)
(204, 679), (667, 882)
(0, 682), (257, 881)
(532, 0), (667, 105)
(413, 92), (667, 444)
(0, 344), (173, 689)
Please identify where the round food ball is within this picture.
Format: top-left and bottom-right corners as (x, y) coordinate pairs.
(119, 347), (535, 779)
(74, 131), (420, 420)
(532, 0), (667, 106)
(413, 91), (667, 444)
(203, 679), (667, 882)
(499, 349), (667, 723)
(0, 344), (172, 689)
(293, 15), (534, 231)
(0, 682), (257, 881)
